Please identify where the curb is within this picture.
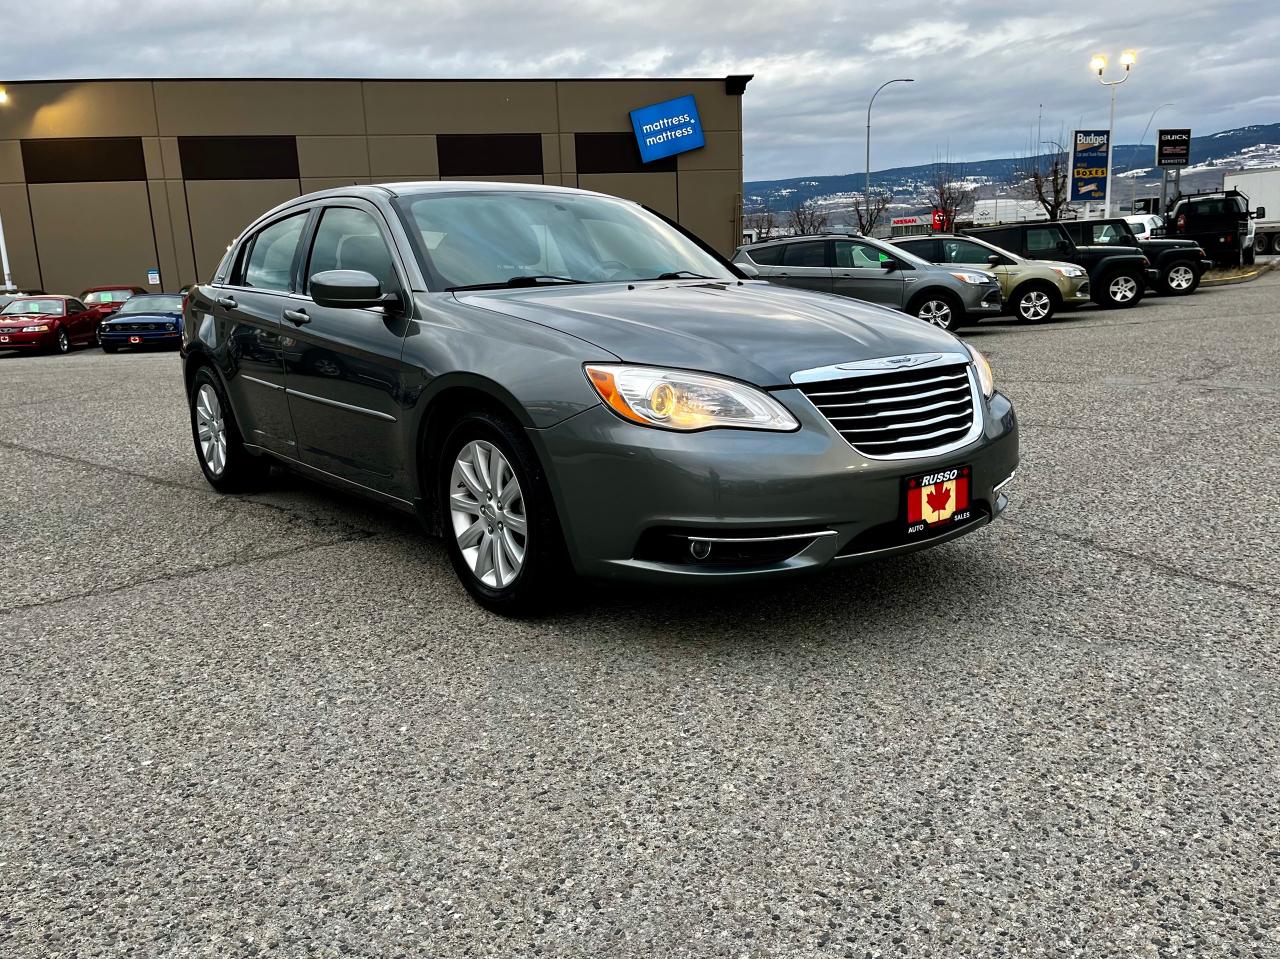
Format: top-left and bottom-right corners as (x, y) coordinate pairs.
(1201, 258), (1278, 288)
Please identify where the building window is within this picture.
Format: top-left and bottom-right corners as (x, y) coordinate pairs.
(575, 133), (675, 174)
(178, 136), (300, 180)
(21, 138), (146, 184)
(436, 134), (543, 178)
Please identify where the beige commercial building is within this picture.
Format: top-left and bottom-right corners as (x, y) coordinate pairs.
(0, 76), (750, 294)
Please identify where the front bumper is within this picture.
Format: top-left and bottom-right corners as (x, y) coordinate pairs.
(535, 390), (1019, 584)
(100, 328), (181, 346)
(961, 283), (1003, 314)
(0, 329), (55, 349)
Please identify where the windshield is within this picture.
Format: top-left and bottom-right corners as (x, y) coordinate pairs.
(397, 190), (736, 291)
(84, 289), (135, 304)
(115, 294), (182, 315)
(2, 298), (64, 315)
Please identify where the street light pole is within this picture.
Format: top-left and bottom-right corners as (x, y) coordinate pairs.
(865, 78), (914, 230)
(1131, 101), (1174, 212)
(1090, 51), (1136, 218)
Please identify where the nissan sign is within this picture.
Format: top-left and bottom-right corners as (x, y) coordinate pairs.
(1157, 128), (1191, 168)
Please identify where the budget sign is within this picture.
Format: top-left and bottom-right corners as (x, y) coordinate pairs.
(630, 95), (705, 164)
(1070, 129), (1110, 202)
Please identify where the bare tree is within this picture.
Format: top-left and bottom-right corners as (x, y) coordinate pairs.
(928, 154), (975, 231)
(743, 210), (779, 240)
(788, 198), (830, 235)
(1011, 131), (1071, 220)
(852, 189), (891, 235)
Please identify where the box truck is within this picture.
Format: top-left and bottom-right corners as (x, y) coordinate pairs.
(1224, 168), (1279, 256)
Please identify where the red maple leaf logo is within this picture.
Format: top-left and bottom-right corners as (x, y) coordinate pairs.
(925, 483), (952, 515)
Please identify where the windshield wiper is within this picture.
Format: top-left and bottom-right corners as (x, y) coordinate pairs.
(447, 275), (587, 291)
(646, 271), (715, 280)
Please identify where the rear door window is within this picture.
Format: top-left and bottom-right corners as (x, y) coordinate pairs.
(747, 245), (784, 265)
(894, 239), (939, 262)
(1025, 227), (1065, 255)
(939, 239), (993, 264)
(781, 241), (828, 268)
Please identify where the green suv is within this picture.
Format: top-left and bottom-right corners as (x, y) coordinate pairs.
(891, 234), (1091, 323)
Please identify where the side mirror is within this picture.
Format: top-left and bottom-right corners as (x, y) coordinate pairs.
(881, 258), (898, 272)
(310, 270), (391, 309)
(1255, 206), (1266, 219)
(735, 261), (760, 279)
(986, 254), (1001, 266)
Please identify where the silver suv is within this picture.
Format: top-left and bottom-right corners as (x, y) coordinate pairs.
(733, 233), (1002, 332)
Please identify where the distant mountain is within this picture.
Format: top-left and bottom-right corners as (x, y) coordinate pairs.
(744, 123), (1280, 218)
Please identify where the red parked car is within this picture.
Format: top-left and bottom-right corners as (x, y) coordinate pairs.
(80, 285), (147, 320)
(0, 295), (100, 354)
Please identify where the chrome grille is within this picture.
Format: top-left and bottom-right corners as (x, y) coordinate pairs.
(798, 361), (979, 458)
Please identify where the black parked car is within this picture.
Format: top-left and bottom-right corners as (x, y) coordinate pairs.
(965, 222), (1156, 309)
(1167, 189), (1264, 267)
(1060, 219), (1212, 296)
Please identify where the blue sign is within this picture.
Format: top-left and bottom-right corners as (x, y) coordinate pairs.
(1070, 129), (1110, 202)
(630, 95), (706, 164)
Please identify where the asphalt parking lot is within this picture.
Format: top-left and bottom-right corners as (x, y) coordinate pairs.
(3, 269), (1278, 958)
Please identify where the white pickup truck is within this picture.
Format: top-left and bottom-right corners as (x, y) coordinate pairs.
(1225, 168), (1280, 256)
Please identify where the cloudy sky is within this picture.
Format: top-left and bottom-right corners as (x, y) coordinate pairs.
(5, 0), (1278, 180)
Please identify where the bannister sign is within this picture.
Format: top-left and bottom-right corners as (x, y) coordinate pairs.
(1157, 128), (1191, 167)
(629, 95), (706, 164)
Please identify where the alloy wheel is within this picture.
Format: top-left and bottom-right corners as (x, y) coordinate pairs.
(449, 440), (527, 589)
(57, 329), (70, 353)
(1109, 275), (1138, 303)
(1018, 290), (1052, 321)
(195, 384), (228, 476)
(1166, 265), (1195, 291)
(917, 299), (953, 329)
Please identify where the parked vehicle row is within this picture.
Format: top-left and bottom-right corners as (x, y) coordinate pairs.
(0, 286), (182, 355)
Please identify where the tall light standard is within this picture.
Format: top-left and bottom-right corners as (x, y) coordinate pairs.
(1089, 50), (1137, 217)
(1131, 101), (1174, 212)
(0, 86), (12, 292)
(865, 78), (914, 218)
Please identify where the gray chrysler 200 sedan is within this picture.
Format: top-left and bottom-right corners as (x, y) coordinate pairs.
(182, 182), (1018, 614)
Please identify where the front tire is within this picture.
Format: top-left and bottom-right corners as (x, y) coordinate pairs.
(909, 291), (964, 331)
(1011, 282), (1058, 323)
(439, 411), (569, 615)
(1160, 260), (1200, 296)
(1096, 270), (1144, 309)
(188, 366), (269, 492)
(101, 342), (119, 354)
(1243, 244), (1256, 266)
(52, 328), (71, 354)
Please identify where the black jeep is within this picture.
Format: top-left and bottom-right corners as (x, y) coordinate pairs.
(1061, 218), (1212, 296)
(965, 222), (1157, 309)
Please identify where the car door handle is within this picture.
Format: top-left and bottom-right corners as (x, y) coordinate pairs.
(215, 296), (237, 309)
(283, 308), (311, 326)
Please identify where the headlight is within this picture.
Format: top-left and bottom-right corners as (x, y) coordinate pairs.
(966, 345), (995, 399)
(22, 324), (50, 333)
(949, 271), (994, 285)
(585, 364), (798, 432)
(1050, 265), (1086, 278)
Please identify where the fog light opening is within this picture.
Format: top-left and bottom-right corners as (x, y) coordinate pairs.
(689, 539), (712, 560)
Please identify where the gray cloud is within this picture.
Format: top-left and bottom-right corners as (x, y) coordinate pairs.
(4, 0), (1278, 179)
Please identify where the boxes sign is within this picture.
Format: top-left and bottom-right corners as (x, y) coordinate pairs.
(630, 95), (706, 164)
(1070, 129), (1110, 202)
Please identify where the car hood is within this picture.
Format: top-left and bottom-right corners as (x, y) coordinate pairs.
(0, 312), (57, 323)
(103, 312), (181, 324)
(455, 280), (963, 386)
(1140, 237), (1204, 252)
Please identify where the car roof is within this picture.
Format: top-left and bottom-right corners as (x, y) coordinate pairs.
(10, 293), (68, 300)
(80, 285), (144, 293)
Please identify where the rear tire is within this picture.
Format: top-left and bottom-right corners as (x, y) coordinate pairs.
(188, 366), (269, 493)
(1270, 233), (1280, 255)
(1011, 282), (1058, 323)
(1160, 259), (1200, 296)
(1095, 270), (1144, 309)
(908, 291), (964, 331)
(438, 410), (570, 616)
